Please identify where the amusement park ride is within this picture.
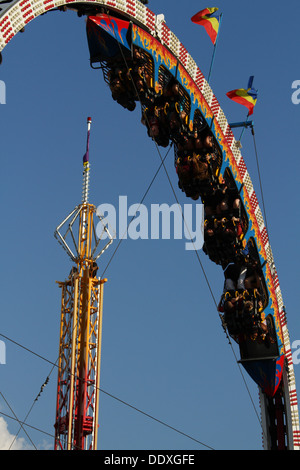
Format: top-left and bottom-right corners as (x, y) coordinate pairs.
(0, 0), (299, 450)
(53, 117), (113, 450)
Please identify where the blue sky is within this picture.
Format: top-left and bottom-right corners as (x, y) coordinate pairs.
(0, 0), (299, 450)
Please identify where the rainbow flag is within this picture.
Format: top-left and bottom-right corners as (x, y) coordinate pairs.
(226, 76), (258, 115)
(191, 7), (221, 45)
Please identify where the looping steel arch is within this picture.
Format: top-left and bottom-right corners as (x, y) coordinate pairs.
(0, 0), (299, 450)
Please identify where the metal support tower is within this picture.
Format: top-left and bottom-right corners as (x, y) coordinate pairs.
(54, 118), (113, 450)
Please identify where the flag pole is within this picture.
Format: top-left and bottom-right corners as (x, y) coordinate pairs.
(82, 117), (92, 204)
(238, 112), (250, 142)
(207, 13), (223, 83)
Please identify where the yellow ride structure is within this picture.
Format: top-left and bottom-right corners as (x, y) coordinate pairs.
(54, 117), (113, 450)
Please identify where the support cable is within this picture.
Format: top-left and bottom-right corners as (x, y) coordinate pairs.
(0, 410), (54, 442)
(101, 143), (173, 277)
(251, 125), (270, 245)
(7, 365), (57, 450)
(104, 16), (265, 436)
(4, 140), (172, 449)
(102, 10), (219, 308)
(0, 391), (37, 450)
(0, 332), (214, 450)
(99, 388), (215, 450)
(1, 16), (268, 451)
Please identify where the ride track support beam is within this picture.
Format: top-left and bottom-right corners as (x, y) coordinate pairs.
(229, 121), (253, 129)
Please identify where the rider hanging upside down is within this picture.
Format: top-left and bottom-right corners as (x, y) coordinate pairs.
(141, 104), (170, 147)
(108, 66), (136, 111)
(218, 257), (268, 341)
(175, 129), (218, 200)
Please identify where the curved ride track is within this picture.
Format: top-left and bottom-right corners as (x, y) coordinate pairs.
(0, 0), (299, 450)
